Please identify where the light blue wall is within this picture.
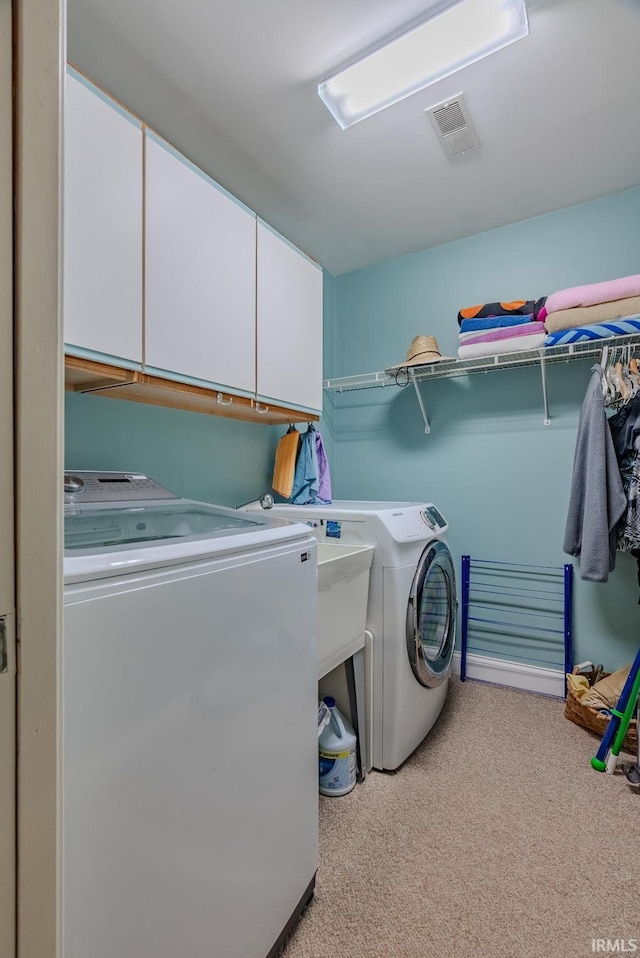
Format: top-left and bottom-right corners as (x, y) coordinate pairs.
(326, 186), (640, 670)
(65, 392), (280, 507)
(64, 190), (639, 667)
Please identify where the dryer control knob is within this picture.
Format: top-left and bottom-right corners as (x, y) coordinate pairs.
(421, 509), (436, 530)
(64, 474), (85, 495)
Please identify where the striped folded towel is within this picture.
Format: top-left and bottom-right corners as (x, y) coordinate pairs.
(544, 316), (640, 348)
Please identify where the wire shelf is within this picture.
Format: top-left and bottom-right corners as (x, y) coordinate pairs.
(323, 333), (640, 392)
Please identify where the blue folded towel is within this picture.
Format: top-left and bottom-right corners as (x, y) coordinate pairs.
(459, 314), (533, 333)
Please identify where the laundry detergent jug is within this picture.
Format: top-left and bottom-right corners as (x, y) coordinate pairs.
(318, 696), (357, 796)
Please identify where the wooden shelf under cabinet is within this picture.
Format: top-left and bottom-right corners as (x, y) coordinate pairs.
(64, 355), (319, 426)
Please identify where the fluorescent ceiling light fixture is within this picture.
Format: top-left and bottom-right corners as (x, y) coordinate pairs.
(318, 0), (528, 129)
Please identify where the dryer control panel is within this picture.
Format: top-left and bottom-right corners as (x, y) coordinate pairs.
(64, 471), (178, 504)
(381, 504), (448, 542)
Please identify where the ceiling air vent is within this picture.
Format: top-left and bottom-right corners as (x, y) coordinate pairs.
(426, 94), (480, 158)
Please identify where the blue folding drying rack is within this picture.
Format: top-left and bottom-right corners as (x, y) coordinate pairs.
(460, 556), (573, 696)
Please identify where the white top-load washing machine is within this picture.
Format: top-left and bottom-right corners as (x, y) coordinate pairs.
(241, 500), (456, 771)
(63, 471), (318, 958)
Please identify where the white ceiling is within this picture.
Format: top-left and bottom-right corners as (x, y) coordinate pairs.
(66, 0), (640, 276)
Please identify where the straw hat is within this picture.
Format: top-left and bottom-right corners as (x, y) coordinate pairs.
(386, 335), (452, 370)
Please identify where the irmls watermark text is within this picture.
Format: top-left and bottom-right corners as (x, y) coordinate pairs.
(592, 941), (638, 953)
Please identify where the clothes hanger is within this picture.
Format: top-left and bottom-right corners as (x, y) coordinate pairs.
(623, 345), (639, 400)
(604, 356), (619, 406)
(604, 344), (639, 407)
(603, 346), (623, 407)
(615, 361), (630, 402)
(600, 345), (609, 397)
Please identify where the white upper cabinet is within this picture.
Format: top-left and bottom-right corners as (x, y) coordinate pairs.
(64, 72), (143, 364)
(256, 224), (323, 412)
(64, 72), (323, 418)
(145, 135), (257, 394)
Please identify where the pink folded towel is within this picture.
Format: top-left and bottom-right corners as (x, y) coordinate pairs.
(545, 274), (640, 314)
(458, 333), (546, 360)
(459, 321), (546, 347)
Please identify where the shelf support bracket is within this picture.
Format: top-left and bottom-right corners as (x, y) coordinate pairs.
(539, 352), (551, 426)
(408, 369), (431, 434)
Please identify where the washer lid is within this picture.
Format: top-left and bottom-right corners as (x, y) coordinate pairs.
(64, 501), (275, 552)
(64, 499), (313, 582)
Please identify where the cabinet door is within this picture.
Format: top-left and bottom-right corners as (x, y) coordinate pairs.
(0, 8), (13, 953)
(145, 135), (256, 394)
(256, 224), (323, 412)
(64, 72), (143, 363)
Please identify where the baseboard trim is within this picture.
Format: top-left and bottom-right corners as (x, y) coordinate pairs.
(452, 651), (565, 698)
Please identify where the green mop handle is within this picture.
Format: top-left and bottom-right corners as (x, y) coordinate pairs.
(608, 667), (640, 770)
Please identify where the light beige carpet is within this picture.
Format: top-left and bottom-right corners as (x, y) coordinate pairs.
(282, 677), (640, 958)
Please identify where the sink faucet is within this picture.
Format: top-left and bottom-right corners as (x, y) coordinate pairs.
(236, 493), (274, 510)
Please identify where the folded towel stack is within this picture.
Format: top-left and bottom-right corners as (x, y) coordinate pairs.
(456, 299), (547, 359)
(543, 275), (640, 347)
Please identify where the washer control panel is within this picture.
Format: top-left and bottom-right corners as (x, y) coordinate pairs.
(64, 471), (178, 504)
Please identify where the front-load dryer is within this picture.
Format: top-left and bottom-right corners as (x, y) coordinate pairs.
(241, 500), (456, 771)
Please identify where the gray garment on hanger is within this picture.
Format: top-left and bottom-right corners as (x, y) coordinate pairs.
(609, 392), (640, 457)
(564, 364), (627, 582)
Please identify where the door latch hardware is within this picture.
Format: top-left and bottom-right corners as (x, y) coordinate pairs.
(0, 618), (6, 673)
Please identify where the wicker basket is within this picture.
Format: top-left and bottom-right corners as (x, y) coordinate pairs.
(564, 665), (638, 754)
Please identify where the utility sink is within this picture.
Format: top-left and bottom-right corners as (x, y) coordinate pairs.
(316, 542), (374, 678)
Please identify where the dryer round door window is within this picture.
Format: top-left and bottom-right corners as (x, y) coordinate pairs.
(406, 540), (456, 688)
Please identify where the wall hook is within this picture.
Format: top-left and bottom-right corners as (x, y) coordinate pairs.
(216, 392), (233, 406)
